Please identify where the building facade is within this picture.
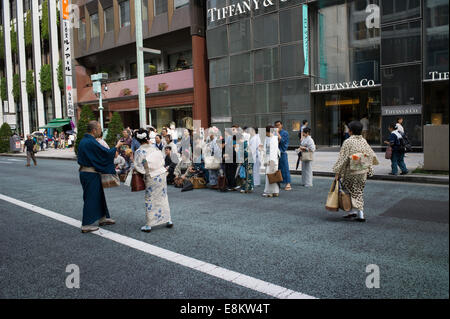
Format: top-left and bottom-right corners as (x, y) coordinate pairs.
(1, 0), (65, 136)
(205, 0), (449, 148)
(72, 0), (209, 132)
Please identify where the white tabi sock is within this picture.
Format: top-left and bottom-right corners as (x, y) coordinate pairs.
(358, 210), (365, 219)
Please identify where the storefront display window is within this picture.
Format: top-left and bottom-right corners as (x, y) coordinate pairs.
(150, 106), (192, 132)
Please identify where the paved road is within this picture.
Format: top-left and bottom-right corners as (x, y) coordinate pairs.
(0, 158), (448, 299)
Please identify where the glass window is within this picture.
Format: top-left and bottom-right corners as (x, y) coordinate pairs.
(104, 7), (114, 33)
(424, 0), (449, 75)
(90, 13), (99, 38)
(228, 0), (251, 23)
(119, 0), (131, 27)
(206, 25), (228, 58)
(381, 0), (420, 24)
(381, 21), (421, 65)
(207, 0), (226, 28)
(280, 6), (302, 44)
(78, 20), (86, 41)
(281, 44), (306, 78)
(281, 79), (310, 113)
(229, 20), (251, 54)
(175, 0), (189, 9)
(155, 0), (168, 16)
(230, 85), (254, 116)
(210, 87), (231, 117)
(142, 0), (148, 21)
(315, 0), (381, 85)
(253, 0), (277, 16)
(279, 0), (306, 9)
(423, 82), (449, 125)
(382, 65), (421, 106)
(254, 47), (279, 82)
(169, 50), (192, 70)
(210, 57), (229, 88)
(253, 13), (278, 49)
(230, 53), (253, 84)
(255, 82), (281, 114)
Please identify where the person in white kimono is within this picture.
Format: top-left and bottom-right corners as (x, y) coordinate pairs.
(299, 127), (316, 187)
(133, 128), (173, 233)
(248, 127), (262, 187)
(263, 126), (280, 198)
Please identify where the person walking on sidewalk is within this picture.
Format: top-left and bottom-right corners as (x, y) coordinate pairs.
(262, 126), (280, 198)
(23, 135), (37, 167)
(77, 121), (123, 233)
(274, 121), (292, 191)
(385, 123), (409, 176)
(298, 127), (316, 187)
(333, 121), (379, 222)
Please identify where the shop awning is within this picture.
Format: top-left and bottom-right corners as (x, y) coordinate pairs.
(39, 118), (72, 129)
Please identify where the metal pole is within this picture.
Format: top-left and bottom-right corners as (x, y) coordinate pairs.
(135, 0), (147, 128)
(99, 87), (104, 131)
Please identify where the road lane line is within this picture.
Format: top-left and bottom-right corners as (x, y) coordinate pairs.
(0, 161), (14, 164)
(0, 193), (317, 299)
(6, 158), (25, 162)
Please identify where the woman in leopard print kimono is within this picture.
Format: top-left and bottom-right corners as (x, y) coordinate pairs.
(332, 121), (379, 222)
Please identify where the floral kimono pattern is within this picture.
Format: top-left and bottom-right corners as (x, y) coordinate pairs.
(241, 140), (254, 192)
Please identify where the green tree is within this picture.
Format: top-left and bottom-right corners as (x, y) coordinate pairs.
(0, 77), (6, 101)
(0, 122), (12, 153)
(57, 60), (63, 90)
(25, 10), (33, 50)
(26, 70), (35, 98)
(41, 0), (49, 41)
(10, 23), (17, 55)
(75, 105), (96, 154)
(12, 74), (20, 102)
(105, 112), (124, 148)
(39, 64), (52, 93)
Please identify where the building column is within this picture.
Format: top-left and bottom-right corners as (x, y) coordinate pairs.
(17, 0), (30, 136)
(32, 0), (45, 127)
(191, 35), (209, 128)
(49, 0), (62, 118)
(3, 0), (15, 116)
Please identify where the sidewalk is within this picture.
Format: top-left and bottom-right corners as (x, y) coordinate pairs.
(1, 149), (448, 185)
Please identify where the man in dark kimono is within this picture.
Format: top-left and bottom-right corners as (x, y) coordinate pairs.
(275, 121), (292, 191)
(77, 121), (123, 233)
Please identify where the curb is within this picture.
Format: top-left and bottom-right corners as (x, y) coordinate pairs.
(1, 153), (447, 185)
(290, 170), (449, 185)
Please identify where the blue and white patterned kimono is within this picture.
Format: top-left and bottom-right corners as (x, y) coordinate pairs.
(134, 144), (171, 227)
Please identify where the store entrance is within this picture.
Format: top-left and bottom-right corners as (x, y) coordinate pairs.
(313, 89), (381, 147)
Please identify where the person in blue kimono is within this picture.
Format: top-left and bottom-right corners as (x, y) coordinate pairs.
(275, 121), (292, 191)
(77, 121), (123, 233)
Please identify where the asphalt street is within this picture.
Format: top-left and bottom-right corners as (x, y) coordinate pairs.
(0, 157), (448, 299)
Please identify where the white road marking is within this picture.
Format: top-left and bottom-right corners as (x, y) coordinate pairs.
(0, 193), (317, 299)
(6, 158), (25, 162)
(0, 161), (13, 164)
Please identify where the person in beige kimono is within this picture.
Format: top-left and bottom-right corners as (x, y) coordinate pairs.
(332, 121), (379, 222)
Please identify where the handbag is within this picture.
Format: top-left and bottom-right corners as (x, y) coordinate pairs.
(385, 146), (392, 160)
(191, 176), (207, 189)
(325, 180), (340, 212)
(131, 170), (146, 192)
(101, 174), (121, 188)
(239, 165), (246, 179)
(338, 181), (352, 212)
(267, 170), (283, 184)
(174, 176), (184, 188)
(302, 151), (314, 162)
(204, 155), (221, 170)
(124, 170), (133, 187)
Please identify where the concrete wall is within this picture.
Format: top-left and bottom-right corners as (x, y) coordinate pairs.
(424, 125), (449, 171)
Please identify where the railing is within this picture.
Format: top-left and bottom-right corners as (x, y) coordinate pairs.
(84, 66), (193, 88)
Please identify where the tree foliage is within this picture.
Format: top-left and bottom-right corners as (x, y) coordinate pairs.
(25, 10), (33, 50)
(10, 23), (17, 55)
(75, 105), (96, 154)
(0, 122), (12, 153)
(105, 112), (124, 148)
(57, 60), (63, 90)
(39, 64), (52, 93)
(0, 77), (6, 101)
(12, 74), (21, 102)
(41, 0), (49, 41)
(0, 30), (5, 60)
(26, 70), (35, 97)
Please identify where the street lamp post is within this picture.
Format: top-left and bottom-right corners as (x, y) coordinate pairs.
(91, 73), (108, 131)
